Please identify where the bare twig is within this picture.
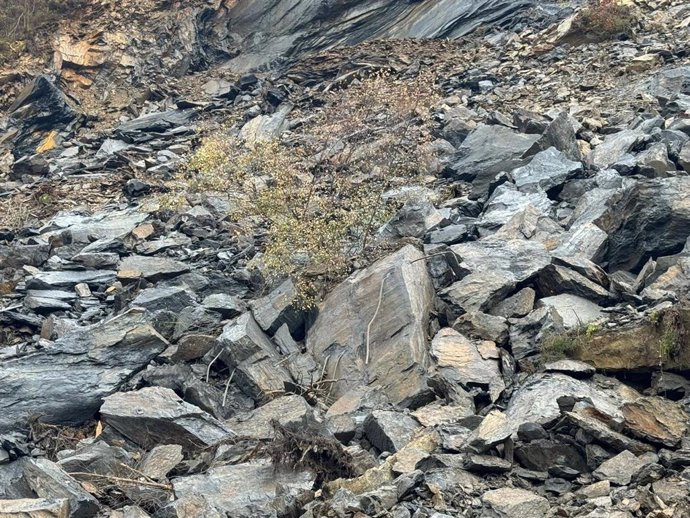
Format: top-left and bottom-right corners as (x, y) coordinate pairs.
(206, 348), (224, 383)
(365, 272), (389, 365)
(67, 472), (173, 491)
(222, 368), (236, 407)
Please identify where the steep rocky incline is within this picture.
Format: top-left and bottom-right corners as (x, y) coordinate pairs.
(1, 0), (690, 517)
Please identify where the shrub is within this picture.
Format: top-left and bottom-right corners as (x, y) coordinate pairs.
(572, 0), (636, 40)
(540, 322), (600, 362)
(178, 71), (439, 304)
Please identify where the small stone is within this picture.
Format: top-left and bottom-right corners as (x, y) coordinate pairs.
(74, 283), (91, 298)
(363, 410), (421, 453)
(139, 445), (183, 481)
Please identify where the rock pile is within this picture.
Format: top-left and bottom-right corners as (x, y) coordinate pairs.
(1, 0), (690, 517)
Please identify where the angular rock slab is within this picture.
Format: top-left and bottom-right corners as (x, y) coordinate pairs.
(100, 387), (233, 451)
(482, 487), (549, 518)
(622, 396), (688, 447)
(0, 310), (167, 432)
(307, 245), (434, 407)
(172, 460), (315, 516)
(0, 498), (70, 517)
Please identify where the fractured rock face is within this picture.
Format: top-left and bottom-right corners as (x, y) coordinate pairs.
(306, 245), (434, 407)
(482, 487), (550, 518)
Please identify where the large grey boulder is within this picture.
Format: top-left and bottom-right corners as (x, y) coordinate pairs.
(479, 184), (553, 230)
(118, 255), (190, 282)
(511, 147), (582, 195)
(593, 450), (655, 485)
(172, 460), (315, 517)
(100, 387), (233, 451)
(449, 124), (540, 198)
(537, 294), (603, 329)
(602, 177), (690, 271)
(214, 313), (292, 402)
(588, 130), (649, 169)
(482, 487), (549, 518)
(250, 279), (305, 338)
(306, 245), (434, 407)
(0, 310), (167, 432)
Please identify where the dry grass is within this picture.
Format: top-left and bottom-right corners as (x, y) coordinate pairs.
(573, 0), (636, 40)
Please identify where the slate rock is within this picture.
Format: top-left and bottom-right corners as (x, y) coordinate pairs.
(23, 458), (100, 518)
(0, 498), (70, 517)
(490, 287), (535, 318)
(202, 293), (246, 319)
(537, 265), (611, 305)
(515, 439), (587, 472)
(449, 123), (540, 199)
(307, 245), (434, 407)
(131, 286), (195, 313)
(380, 199), (445, 240)
(588, 130), (649, 169)
(537, 294), (603, 330)
(481, 487), (549, 518)
(478, 184), (553, 230)
(0, 310), (167, 432)
(139, 444), (184, 481)
(593, 450), (655, 486)
(543, 359), (595, 378)
(364, 410), (421, 453)
(118, 255), (190, 282)
(26, 270), (116, 290)
(622, 396), (688, 447)
(215, 313), (292, 401)
(100, 387), (233, 451)
(511, 147), (582, 195)
(250, 279), (305, 338)
(227, 395), (315, 440)
(464, 454), (512, 474)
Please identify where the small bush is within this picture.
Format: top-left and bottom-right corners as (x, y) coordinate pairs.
(541, 323), (600, 362)
(178, 71), (439, 304)
(573, 0), (635, 40)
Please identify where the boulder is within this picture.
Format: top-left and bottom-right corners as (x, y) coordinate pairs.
(481, 487), (549, 518)
(593, 450), (655, 486)
(380, 199), (445, 240)
(26, 270), (116, 291)
(118, 255), (190, 282)
(449, 124), (540, 199)
(0, 498), (70, 517)
(306, 245), (434, 407)
(0, 310), (167, 432)
(490, 287), (535, 318)
(622, 397), (688, 447)
(478, 184), (553, 230)
(588, 130), (648, 169)
(214, 313), (292, 402)
(227, 395), (315, 440)
(511, 147), (582, 195)
(537, 265), (611, 305)
(250, 279), (305, 338)
(100, 387), (233, 451)
(132, 286), (196, 313)
(537, 294), (603, 330)
(363, 410), (421, 453)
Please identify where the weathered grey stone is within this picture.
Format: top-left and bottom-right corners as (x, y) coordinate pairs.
(537, 265), (611, 305)
(139, 445), (184, 481)
(588, 130), (649, 169)
(412, 401), (475, 427)
(118, 255), (190, 282)
(100, 387), (233, 451)
(553, 223), (608, 263)
(543, 359), (595, 378)
(512, 147), (582, 195)
(452, 312), (508, 345)
(479, 184), (553, 230)
(250, 279), (304, 338)
(636, 142), (674, 177)
(56, 442), (130, 477)
(202, 294), (246, 319)
(26, 270), (116, 290)
(537, 294), (603, 330)
(509, 306), (564, 360)
(490, 288), (535, 318)
(431, 328), (505, 402)
(238, 103), (292, 144)
(23, 458), (100, 518)
(0, 310), (167, 432)
(593, 450), (655, 485)
(0, 498), (70, 517)
(172, 460), (315, 517)
(564, 410), (654, 455)
(482, 487), (549, 518)
(227, 395), (314, 440)
(215, 313), (292, 401)
(380, 199), (445, 240)
(449, 124), (540, 198)
(364, 410), (421, 453)
(515, 439), (587, 473)
(465, 454), (512, 473)
(622, 397), (688, 447)
(531, 112), (582, 161)
(131, 286), (195, 313)
(468, 410), (511, 452)
(307, 245), (434, 407)
(0, 244), (51, 269)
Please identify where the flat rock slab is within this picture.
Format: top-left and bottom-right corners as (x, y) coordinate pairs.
(482, 487), (550, 518)
(101, 387), (233, 451)
(593, 450), (655, 486)
(26, 270), (116, 290)
(118, 255), (190, 282)
(363, 410), (421, 453)
(307, 245), (434, 407)
(538, 294), (603, 330)
(227, 395), (314, 440)
(0, 310), (167, 432)
(622, 396), (688, 447)
(172, 460), (315, 516)
(512, 146), (582, 194)
(0, 497), (70, 517)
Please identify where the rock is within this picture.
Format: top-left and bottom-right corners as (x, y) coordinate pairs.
(215, 313), (292, 401)
(452, 312), (508, 345)
(478, 184), (553, 230)
(490, 288), (535, 318)
(449, 124), (540, 199)
(0, 244), (51, 269)
(588, 130), (648, 169)
(56, 442), (131, 477)
(511, 147), (582, 195)
(364, 410), (421, 453)
(577, 480), (610, 499)
(515, 439), (587, 473)
(110, 506), (151, 518)
(227, 395), (315, 440)
(171, 334), (216, 362)
(26, 270), (116, 290)
(509, 306), (563, 360)
(307, 245), (434, 407)
(115, 109), (197, 136)
(621, 397), (688, 447)
(593, 450), (654, 486)
(172, 460), (315, 517)
(537, 294), (603, 330)
(603, 177), (690, 272)
(202, 294), (246, 319)
(250, 279), (305, 338)
(517, 423), (548, 442)
(0, 498), (70, 517)
(679, 141), (690, 173)
(636, 142), (674, 177)
(118, 255), (190, 282)
(537, 265), (611, 305)
(0, 310), (167, 432)
(482, 487), (549, 518)
(426, 223), (474, 245)
(531, 112), (582, 161)
(412, 401), (474, 427)
(238, 103), (292, 144)
(380, 199), (445, 240)
(431, 328), (505, 402)
(100, 386), (233, 451)
(132, 286), (196, 313)
(465, 454), (512, 473)
(23, 458), (100, 518)
(468, 410), (511, 453)
(139, 445), (183, 481)
(543, 359), (595, 378)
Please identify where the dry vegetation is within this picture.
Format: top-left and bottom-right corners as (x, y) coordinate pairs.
(573, 0), (636, 40)
(174, 71), (440, 303)
(0, 0), (85, 58)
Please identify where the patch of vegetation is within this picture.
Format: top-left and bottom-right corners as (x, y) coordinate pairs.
(572, 0), (636, 40)
(172, 71), (439, 305)
(541, 322), (601, 362)
(0, 0), (86, 59)
(267, 421), (356, 486)
(653, 307), (687, 365)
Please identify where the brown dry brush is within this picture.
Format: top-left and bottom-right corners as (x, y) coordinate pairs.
(267, 421), (357, 486)
(573, 0), (636, 39)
